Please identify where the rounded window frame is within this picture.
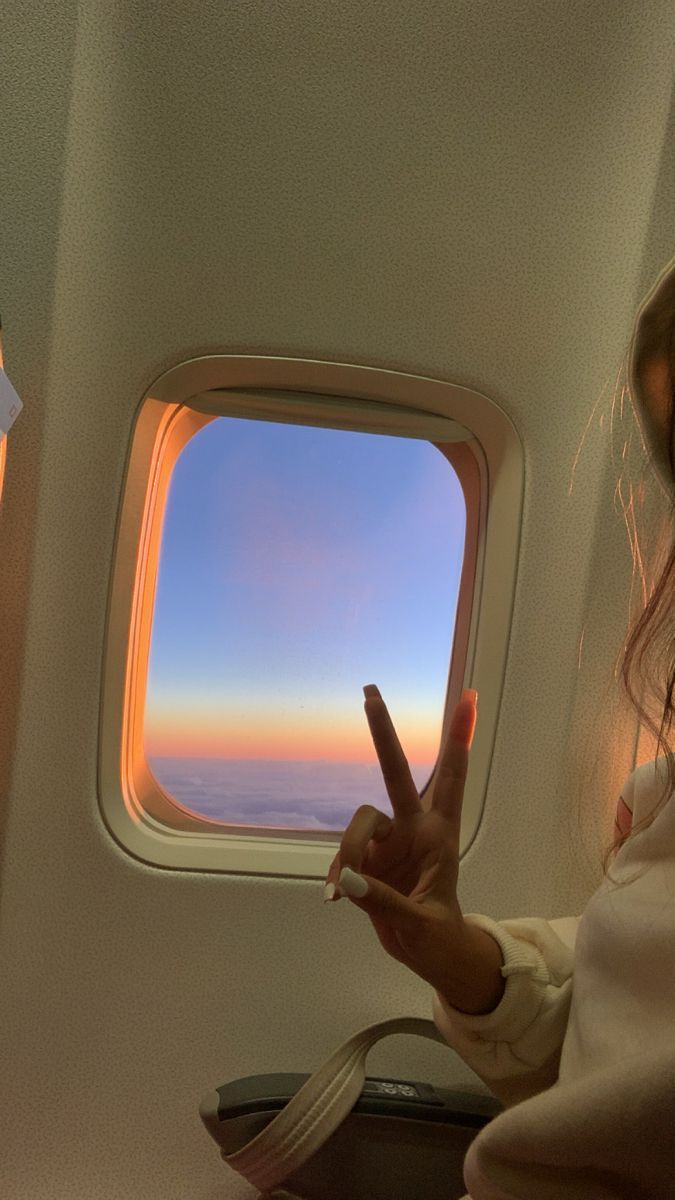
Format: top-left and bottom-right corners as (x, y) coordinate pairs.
(99, 356), (523, 876)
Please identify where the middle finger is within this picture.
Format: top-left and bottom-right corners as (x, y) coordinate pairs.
(430, 690), (476, 834)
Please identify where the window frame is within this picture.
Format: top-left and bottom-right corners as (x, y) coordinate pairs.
(99, 356), (523, 876)
(0, 328), (7, 499)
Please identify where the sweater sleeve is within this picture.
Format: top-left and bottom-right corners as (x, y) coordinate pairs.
(432, 912), (580, 1108)
(432, 775), (642, 1108)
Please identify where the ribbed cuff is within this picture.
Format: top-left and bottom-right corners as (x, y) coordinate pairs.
(435, 913), (551, 1042)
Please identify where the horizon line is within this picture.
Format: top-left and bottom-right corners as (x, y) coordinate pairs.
(146, 752), (436, 766)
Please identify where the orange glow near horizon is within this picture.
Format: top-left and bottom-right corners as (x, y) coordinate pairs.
(144, 705), (440, 764)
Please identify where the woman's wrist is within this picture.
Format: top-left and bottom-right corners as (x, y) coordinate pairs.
(437, 921), (506, 1015)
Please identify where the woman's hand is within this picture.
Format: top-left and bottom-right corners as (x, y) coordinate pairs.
(324, 685), (504, 1015)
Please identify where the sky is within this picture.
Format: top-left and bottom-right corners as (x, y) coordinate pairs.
(144, 416), (465, 767)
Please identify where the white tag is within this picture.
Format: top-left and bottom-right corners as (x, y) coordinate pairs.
(0, 368), (23, 437)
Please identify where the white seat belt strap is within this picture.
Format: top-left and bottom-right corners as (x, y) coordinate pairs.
(223, 1017), (446, 1193)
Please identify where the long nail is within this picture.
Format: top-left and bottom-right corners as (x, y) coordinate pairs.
(338, 867), (369, 898)
(323, 882), (336, 903)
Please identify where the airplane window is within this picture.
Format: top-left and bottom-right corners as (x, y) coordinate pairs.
(100, 356), (521, 875)
(144, 418), (465, 831)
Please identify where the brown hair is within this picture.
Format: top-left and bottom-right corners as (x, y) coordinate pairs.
(604, 261), (675, 880)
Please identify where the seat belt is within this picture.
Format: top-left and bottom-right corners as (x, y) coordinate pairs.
(222, 1017), (447, 1193)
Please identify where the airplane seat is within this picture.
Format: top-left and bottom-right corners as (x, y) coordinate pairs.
(200, 1017), (502, 1199)
(204, 1071), (500, 1200)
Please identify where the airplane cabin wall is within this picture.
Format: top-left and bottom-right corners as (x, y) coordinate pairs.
(1, 4), (674, 1198)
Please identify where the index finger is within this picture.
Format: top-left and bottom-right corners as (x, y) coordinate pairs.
(363, 684), (421, 819)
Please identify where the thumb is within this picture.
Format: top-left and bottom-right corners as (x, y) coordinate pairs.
(337, 867), (419, 934)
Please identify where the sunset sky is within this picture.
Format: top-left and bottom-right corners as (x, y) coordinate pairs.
(144, 417), (465, 765)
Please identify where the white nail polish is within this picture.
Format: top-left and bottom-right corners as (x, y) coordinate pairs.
(338, 867), (369, 899)
(323, 882), (336, 902)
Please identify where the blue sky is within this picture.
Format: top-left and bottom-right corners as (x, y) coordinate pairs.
(145, 416), (465, 765)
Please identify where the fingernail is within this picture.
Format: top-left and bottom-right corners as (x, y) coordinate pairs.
(338, 867), (369, 898)
(463, 688), (478, 706)
(323, 882), (336, 902)
(363, 684), (381, 699)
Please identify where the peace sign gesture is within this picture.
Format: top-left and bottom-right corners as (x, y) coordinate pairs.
(324, 686), (504, 1016)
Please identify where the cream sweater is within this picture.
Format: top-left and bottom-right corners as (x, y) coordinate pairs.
(433, 758), (675, 1199)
